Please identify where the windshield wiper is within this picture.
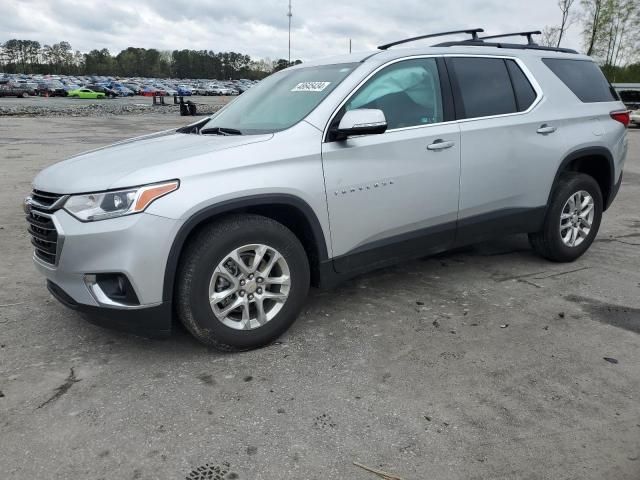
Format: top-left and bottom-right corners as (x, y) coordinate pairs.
(200, 127), (243, 136)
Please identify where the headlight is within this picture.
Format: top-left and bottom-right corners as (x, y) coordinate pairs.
(64, 180), (179, 221)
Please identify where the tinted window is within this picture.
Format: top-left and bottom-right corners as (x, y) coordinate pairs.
(543, 59), (617, 103)
(450, 57), (517, 118)
(506, 60), (537, 111)
(344, 58), (443, 129)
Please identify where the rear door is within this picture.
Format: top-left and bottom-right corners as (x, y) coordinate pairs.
(321, 57), (461, 272)
(445, 56), (567, 242)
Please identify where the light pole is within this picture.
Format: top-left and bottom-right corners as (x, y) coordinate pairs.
(287, 0), (292, 66)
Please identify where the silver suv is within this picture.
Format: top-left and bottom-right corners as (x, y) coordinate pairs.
(26, 29), (629, 350)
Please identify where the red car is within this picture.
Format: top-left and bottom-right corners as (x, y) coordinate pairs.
(141, 86), (166, 96)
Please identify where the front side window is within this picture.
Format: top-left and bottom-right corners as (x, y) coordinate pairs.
(343, 58), (444, 130)
(449, 57), (518, 118)
(202, 63), (358, 134)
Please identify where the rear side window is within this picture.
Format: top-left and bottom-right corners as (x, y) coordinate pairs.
(542, 59), (617, 103)
(448, 57), (517, 118)
(505, 60), (537, 111)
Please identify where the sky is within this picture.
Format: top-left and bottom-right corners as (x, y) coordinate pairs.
(2, 0), (584, 61)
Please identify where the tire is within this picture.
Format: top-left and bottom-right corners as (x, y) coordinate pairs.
(20, 92), (28, 98)
(177, 214), (310, 351)
(529, 172), (603, 262)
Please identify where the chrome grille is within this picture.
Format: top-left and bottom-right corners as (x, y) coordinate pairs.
(31, 189), (63, 208)
(25, 190), (66, 265)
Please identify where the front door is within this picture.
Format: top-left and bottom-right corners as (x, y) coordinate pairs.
(321, 57), (461, 273)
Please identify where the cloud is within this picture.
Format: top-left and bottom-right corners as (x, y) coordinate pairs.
(1, 0), (584, 59)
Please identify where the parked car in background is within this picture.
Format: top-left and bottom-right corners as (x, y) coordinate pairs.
(0, 82), (31, 97)
(176, 85), (193, 96)
(86, 84), (118, 98)
(36, 81), (67, 97)
(26, 83), (39, 95)
(153, 84), (176, 96)
(108, 83), (135, 96)
(15, 80), (38, 95)
(63, 84), (81, 93)
(67, 88), (106, 99)
(141, 86), (165, 96)
(234, 84), (251, 94)
(0, 72), (264, 98)
(613, 86), (640, 128)
(205, 84), (235, 96)
(123, 83), (142, 94)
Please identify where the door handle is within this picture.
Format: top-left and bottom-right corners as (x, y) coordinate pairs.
(427, 139), (455, 151)
(537, 124), (557, 135)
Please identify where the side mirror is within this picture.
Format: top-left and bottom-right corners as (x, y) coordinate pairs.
(334, 109), (387, 141)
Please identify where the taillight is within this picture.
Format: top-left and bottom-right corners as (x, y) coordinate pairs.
(610, 110), (630, 127)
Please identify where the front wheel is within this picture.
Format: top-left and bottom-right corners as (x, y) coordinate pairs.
(177, 214), (310, 351)
(529, 173), (603, 262)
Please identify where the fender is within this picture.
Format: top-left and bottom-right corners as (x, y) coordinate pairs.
(162, 194), (329, 303)
(547, 146), (615, 211)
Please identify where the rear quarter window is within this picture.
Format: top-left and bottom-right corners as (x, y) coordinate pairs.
(505, 60), (537, 111)
(542, 58), (617, 103)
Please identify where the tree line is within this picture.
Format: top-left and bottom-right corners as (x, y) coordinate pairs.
(541, 0), (639, 81)
(0, 40), (299, 79)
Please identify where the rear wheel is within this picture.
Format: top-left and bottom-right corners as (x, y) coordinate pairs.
(177, 214), (310, 351)
(529, 173), (603, 262)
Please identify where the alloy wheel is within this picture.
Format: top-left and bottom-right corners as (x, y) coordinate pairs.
(208, 244), (291, 330)
(559, 190), (595, 247)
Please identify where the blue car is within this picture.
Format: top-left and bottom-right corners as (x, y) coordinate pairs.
(176, 86), (193, 96)
(107, 83), (134, 96)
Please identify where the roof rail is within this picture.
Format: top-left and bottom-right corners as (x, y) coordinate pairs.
(378, 28), (484, 50)
(433, 40), (578, 54)
(479, 30), (542, 45)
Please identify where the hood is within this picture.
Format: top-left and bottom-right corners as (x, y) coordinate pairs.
(33, 131), (273, 193)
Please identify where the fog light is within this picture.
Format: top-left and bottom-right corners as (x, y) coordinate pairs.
(84, 273), (140, 307)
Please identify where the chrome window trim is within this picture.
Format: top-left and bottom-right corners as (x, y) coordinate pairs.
(445, 54), (544, 123)
(322, 53), (544, 142)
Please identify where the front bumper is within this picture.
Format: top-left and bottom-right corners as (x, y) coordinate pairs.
(47, 280), (172, 336)
(32, 210), (180, 334)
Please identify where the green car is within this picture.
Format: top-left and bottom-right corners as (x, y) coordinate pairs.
(67, 88), (106, 99)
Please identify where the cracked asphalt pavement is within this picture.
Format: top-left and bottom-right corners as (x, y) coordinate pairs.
(1, 114), (639, 480)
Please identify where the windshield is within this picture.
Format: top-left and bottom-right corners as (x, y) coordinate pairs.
(202, 63), (358, 134)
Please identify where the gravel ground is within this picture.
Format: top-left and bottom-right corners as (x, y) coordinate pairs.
(1, 115), (639, 480)
(0, 95), (231, 117)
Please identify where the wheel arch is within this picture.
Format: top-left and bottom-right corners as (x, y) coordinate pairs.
(549, 147), (615, 211)
(162, 194), (330, 303)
